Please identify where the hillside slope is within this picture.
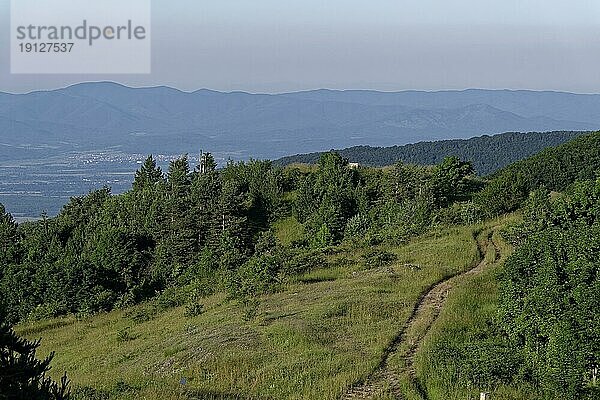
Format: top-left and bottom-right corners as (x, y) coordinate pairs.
(18, 224), (487, 400)
(275, 131), (585, 175)
(476, 131), (600, 216)
(489, 131), (600, 190)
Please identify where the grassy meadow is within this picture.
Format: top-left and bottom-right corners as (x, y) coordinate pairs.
(16, 222), (491, 400)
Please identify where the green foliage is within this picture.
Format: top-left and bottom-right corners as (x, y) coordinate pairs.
(361, 250), (397, 269)
(500, 224), (600, 397)
(311, 224), (333, 249)
(0, 320), (70, 399)
(343, 213), (370, 241)
(476, 172), (531, 217)
(132, 155), (163, 191)
(489, 177), (600, 397)
(276, 131), (585, 175)
(478, 132), (600, 216)
(294, 152), (362, 244)
(430, 156), (475, 207)
(436, 201), (483, 226)
(0, 148), (487, 330)
(184, 302), (205, 318)
(0, 203), (21, 274)
(0, 156), (286, 324)
(234, 255), (281, 299)
(425, 178), (600, 398)
(154, 286), (188, 311)
(196, 152), (217, 174)
(279, 249), (326, 276)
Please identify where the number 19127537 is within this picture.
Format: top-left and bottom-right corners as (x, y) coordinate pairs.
(18, 42), (74, 53)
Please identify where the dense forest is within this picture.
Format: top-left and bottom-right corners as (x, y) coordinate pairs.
(275, 130), (586, 175)
(1, 132), (599, 398)
(0, 152), (479, 325)
(476, 132), (600, 217)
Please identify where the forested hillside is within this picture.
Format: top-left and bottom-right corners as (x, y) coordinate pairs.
(275, 130), (585, 175)
(0, 152), (478, 325)
(1, 132), (599, 399)
(476, 131), (600, 216)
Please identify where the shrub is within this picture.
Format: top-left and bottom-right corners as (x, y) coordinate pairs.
(280, 250), (326, 276)
(184, 302), (205, 318)
(344, 213), (370, 240)
(310, 223), (333, 248)
(155, 286), (188, 311)
(116, 327), (136, 343)
(362, 250), (398, 269)
(234, 255), (281, 299)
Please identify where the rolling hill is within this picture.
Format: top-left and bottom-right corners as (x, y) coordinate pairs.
(274, 131), (587, 175)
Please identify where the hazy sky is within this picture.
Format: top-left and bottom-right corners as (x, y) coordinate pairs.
(2, 0), (600, 93)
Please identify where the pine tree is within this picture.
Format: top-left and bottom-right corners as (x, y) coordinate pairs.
(219, 179), (250, 251)
(154, 156), (196, 283)
(130, 156), (166, 235)
(191, 168), (221, 251)
(0, 204), (20, 277)
(0, 318), (70, 400)
(133, 155), (163, 191)
(196, 152), (217, 174)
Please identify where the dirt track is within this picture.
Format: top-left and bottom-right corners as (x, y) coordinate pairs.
(343, 230), (500, 400)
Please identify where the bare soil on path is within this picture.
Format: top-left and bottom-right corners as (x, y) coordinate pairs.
(343, 230), (500, 400)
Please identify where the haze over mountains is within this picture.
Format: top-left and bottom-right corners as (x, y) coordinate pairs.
(2, 83), (600, 162)
(2, 82), (600, 219)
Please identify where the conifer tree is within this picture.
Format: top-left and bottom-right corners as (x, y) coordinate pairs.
(0, 312), (70, 400)
(155, 156), (197, 280)
(0, 204), (20, 277)
(133, 155), (163, 191)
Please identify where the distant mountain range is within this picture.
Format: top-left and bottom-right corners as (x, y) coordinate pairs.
(2, 83), (600, 162)
(274, 131), (587, 175)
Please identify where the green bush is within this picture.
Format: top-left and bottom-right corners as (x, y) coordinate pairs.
(234, 255), (281, 299)
(310, 223), (333, 248)
(280, 249), (326, 276)
(498, 178), (600, 397)
(362, 250), (397, 269)
(154, 287), (188, 311)
(184, 302), (205, 318)
(344, 213), (370, 240)
(116, 327), (136, 343)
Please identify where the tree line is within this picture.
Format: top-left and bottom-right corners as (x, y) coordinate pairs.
(275, 131), (586, 175)
(0, 152), (480, 326)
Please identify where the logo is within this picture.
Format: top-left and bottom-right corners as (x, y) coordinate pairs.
(11, 0), (151, 74)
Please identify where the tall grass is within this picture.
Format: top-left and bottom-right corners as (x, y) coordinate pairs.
(413, 216), (543, 400)
(17, 224), (481, 399)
